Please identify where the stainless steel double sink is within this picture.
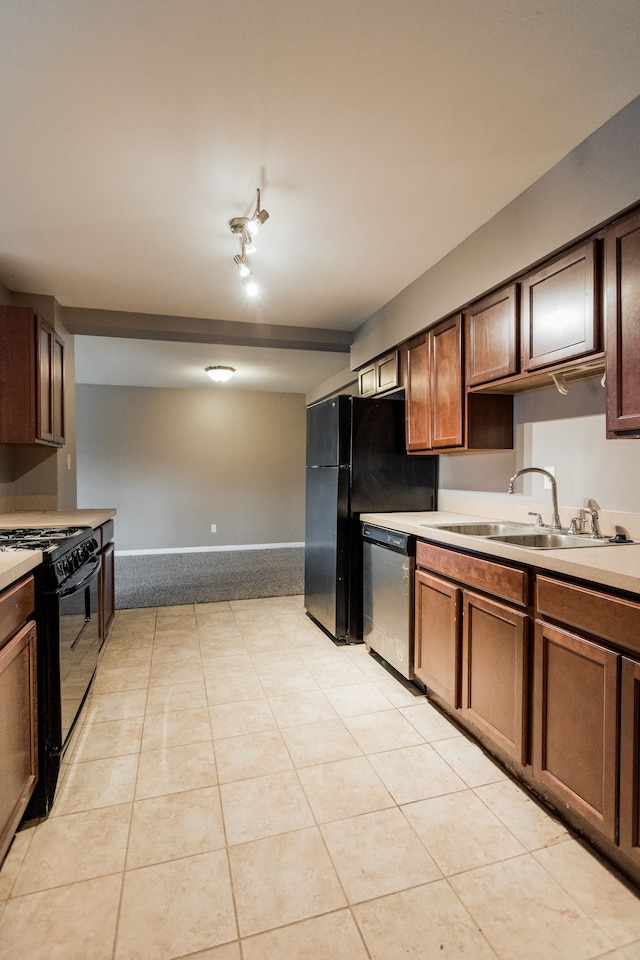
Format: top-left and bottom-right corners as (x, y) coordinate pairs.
(421, 521), (614, 549)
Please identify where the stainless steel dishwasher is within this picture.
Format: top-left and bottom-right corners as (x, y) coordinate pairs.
(362, 523), (416, 681)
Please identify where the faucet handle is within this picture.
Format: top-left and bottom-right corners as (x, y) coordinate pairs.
(528, 512), (544, 527)
(581, 505), (602, 538)
(568, 516), (583, 535)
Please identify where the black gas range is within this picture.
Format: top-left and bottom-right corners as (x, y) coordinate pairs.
(3, 525), (104, 819)
(0, 525), (97, 577)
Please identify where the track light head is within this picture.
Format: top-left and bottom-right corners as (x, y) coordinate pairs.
(233, 254), (251, 278)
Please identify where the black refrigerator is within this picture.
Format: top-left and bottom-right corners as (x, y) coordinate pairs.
(304, 394), (438, 643)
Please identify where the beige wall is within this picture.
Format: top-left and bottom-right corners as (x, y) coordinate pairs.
(75, 384), (306, 551)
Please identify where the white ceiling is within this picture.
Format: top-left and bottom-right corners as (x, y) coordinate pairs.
(2, 1), (640, 393)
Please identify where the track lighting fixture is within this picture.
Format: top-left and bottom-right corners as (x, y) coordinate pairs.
(241, 231), (256, 255)
(229, 187), (269, 294)
(205, 365), (236, 383)
(229, 188), (269, 239)
(233, 253), (251, 278)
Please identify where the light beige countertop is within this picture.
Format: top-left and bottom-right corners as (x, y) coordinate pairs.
(0, 552), (41, 593)
(361, 510), (640, 597)
(0, 509), (116, 529)
(0, 509), (117, 593)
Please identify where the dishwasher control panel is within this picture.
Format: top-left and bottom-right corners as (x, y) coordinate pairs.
(362, 524), (414, 554)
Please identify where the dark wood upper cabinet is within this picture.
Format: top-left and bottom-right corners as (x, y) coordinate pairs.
(402, 317), (512, 453)
(0, 306), (65, 446)
(403, 332), (431, 451)
(521, 238), (600, 373)
(430, 315), (464, 449)
(465, 284), (519, 386)
(358, 350), (400, 397)
(605, 208), (640, 438)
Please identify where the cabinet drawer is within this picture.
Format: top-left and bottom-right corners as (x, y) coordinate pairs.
(536, 575), (640, 655)
(0, 576), (35, 650)
(416, 542), (528, 607)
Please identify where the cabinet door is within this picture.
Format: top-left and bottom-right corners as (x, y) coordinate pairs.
(0, 620), (38, 864)
(35, 316), (65, 446)
(532, 619), (618, 840)
(521, 239), (600, 373)
(605, 209), (640, 437)
(414, 569), (461, 708)
(36, 317), (55, 443)
(359, 352), (400, 397)
(465, 284), (519, 386)
(376, 351), (399, 393)
(620, 657), (640, 866)
(461, 591), (528, 764)
(52, 332), (65, 444)
(403, 334), (431, 451)
(430, 315), (463, 449)
(358, 364), (376, 397)
(99, 541), (115, 641)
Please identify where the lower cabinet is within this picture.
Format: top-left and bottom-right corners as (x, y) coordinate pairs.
(96, 519), (115, 641)
(414, 570), (461, 708)
(0, 577), (38, 865)
(413, 540), (640, 887)
(414, 542), (529, 765)
(620, 657), (640, 866)
(532, 619), (618, 840)
(462, 591), (528, 765)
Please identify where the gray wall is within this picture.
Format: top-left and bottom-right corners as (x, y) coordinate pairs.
(349, 95), (640, 371)
(317, 94), (640, 513)
(75, 384), (306, 551)
(439, 376), (640, 515)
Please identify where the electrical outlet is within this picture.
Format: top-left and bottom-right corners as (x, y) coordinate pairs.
(543, 466), (555, 490)
(210, 524), (217, 533)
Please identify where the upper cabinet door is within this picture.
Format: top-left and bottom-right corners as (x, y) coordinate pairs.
(521, 239), (600, 373)
(465, 284), (519, 386)
(605, 209), (640, 438)
(403, 333), (431, 451)
(430, 314), (463, 449)
(36, 318), (65, 446)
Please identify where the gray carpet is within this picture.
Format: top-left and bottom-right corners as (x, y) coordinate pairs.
(115, 547), (304, 609)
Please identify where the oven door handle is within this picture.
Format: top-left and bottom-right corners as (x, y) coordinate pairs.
(54, 557), (102, 598)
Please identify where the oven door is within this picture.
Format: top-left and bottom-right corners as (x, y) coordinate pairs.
(56, 557), (102, 748)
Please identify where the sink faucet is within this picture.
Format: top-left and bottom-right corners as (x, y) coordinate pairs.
(508, 468), (562, 530)
(581, 503), (601, 538)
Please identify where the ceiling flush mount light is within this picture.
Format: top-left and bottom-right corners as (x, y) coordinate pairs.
(205, 365), (236, 383)
(229, 187), (269, 294)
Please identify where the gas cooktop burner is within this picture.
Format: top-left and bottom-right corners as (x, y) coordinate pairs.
(0, 526), (95, 557)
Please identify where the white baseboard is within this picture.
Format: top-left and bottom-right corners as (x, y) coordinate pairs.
(116, 542), (305, 557)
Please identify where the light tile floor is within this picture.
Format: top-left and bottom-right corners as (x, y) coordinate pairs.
(1, 595), (640, 959)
